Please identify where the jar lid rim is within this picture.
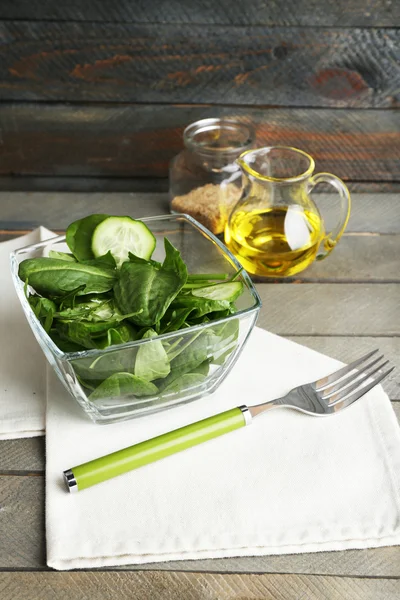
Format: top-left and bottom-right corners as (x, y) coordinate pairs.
(183, 118), (255, 154)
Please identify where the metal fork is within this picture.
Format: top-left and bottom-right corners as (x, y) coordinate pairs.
(64, 349), (394, 492)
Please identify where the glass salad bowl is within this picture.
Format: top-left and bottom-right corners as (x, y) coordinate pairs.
(10, 214), (261, 424)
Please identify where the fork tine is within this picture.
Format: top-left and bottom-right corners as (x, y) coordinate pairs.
(321, 355), (385, 398)
(314, 349), (379, 391)
(324, 360), (389, 405)
(330, 367), (394, 413)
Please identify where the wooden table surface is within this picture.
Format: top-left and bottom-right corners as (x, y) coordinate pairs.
(1, 191), (399, 600)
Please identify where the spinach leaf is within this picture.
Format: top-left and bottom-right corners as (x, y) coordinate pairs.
(72, 332), (138, 386)
(134, 329), (170, 381)
(89, 373), (158, 402)
(191, 360), (210, 376)
(114, 238), (187, 326)
(19, 258), (116, 296)
(106, 323), (138, 346)
(170, 294), (231, 319)
(159, 331), (208, 389)
(128, 252), (161, 269)
(83, 251), (117, 270)
(66, 214), (109, 261)
(56, 321), (105, 349)
(49, 329), (84, 353)
(159, 307), (193, 334)
(57, 285), (86, 310)
(28, 296), (56, 333)
(48, 250), (77, 262)
(209, 318), (239, 365)
(163, 373), (206, 394)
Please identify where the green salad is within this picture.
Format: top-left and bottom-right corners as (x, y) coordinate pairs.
(18, 214), (244, 400)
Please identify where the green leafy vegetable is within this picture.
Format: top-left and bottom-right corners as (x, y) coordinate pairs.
(89, 373), (158, 401)
(170, 295), (232, 319)
(114, 238), (187, 326)
(163, 373), (207, 394)
(20, 213), (246, 402)
(18, 258), (116, 296)
(28, 296), (56, 333)
(48, 250), (77, 262)
(66, 214), (109, 261)
(134, 329), (170, 381)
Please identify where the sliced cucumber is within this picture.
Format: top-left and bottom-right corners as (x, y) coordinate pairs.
(192, 281), (243, 302)
(91, 216), (156, 267)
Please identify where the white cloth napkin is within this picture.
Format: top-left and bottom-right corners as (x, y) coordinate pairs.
(0, 227), (55, 439)
(46, 327), (400, 570)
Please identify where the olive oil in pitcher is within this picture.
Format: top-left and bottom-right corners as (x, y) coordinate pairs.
(225, 206), (324, 277)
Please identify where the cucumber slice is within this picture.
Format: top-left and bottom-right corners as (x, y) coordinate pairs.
(91, 217), (156, 267)
(192, 281), (243, 302)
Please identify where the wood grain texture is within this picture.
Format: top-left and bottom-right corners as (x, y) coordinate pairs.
(1, 178), (400, 194)
(0, 476), (45, 569)
(0, 104), (398, 181)
(1, 565), (400, 600)
(0, 0), (398, 27)
(0, 572), (400, 600)
(0, 192), (399, 233)
(288, 338), (400, 400)
(0, 22), (398, 107)
(0, 437), (44, 472)
(256, 284), (400, 336)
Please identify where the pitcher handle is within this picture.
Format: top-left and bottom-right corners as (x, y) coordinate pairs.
(308, 173), (351, 260)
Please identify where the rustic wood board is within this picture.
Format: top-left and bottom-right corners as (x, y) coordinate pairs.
(0, 571), (400, 600)
(0, 192), (399, 233)
(0, 178), (399, 194)
(0, 0), (398, 27)
(257, 284), (400, 336)
(0, 104), (398, 180)
(0, 22), (398, 107)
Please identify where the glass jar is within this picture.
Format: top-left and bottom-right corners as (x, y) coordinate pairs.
(169, 118), (255, 235)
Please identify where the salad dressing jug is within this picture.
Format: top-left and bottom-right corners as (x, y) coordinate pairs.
(225, 147), (351, 277)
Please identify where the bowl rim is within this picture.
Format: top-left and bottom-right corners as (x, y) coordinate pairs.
(10, 213), (262, 361)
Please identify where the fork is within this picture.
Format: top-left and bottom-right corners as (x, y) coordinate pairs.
(63, 349), (393, 492)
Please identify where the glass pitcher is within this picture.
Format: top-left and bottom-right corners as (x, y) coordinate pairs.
(224, 146), (351, 277)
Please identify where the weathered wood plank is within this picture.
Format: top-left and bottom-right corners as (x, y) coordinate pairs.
(0, 572), (400, 600)
(1, 178), (400, 194)
(0, 0), (398, 27)
(0, 437), (44, 472)
(0, 23), (398, 107)
(0, 476), (45, 569)
(0, 104), (398, 181)
(288, 339), (400, 400)
(0, 192), (399, 234)
(287, 235), (400, 283)
(256, 284), (400, 336)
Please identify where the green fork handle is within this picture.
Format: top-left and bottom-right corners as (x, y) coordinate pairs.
(63, 406), (251, 492)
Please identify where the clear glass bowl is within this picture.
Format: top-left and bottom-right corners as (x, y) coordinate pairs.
(10, 214), (261, 424)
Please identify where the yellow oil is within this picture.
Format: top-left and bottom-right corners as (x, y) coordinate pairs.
(225, 206), (324, 277)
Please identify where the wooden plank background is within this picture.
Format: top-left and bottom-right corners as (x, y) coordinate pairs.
(0, 0), (398, 26)
(0, 0), (398, 190)
(0, 22), (398, 107)
(0, 104), (399, 181)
